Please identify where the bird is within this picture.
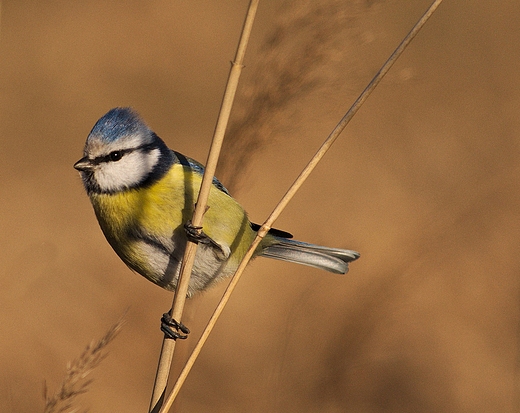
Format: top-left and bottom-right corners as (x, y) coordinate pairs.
(74, 107), (360, 299)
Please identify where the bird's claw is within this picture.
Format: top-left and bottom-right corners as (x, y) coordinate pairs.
(161, 311), (190, 341)
(184, 221), (205, 244)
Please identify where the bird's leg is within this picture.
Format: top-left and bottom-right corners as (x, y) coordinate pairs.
(183, 221), (229, 260)
(184, 204), (211, 243)
(184, 220), (205, 243)
(161, 309), (190, 340)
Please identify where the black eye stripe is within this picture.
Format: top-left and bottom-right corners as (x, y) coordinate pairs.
(109, 151), (123, 162)
(92, 142), (157, 165)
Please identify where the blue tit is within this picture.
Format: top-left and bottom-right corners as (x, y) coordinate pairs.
(74, 107), (360, 296)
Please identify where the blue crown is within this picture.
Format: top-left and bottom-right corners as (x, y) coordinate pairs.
(89, 107), (150, 143)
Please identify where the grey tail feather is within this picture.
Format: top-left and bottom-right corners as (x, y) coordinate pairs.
(259, 237), (360, 274)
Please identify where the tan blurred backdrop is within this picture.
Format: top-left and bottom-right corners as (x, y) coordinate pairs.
(1, 0), (519, 412)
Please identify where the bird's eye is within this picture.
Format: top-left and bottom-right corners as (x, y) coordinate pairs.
(109, 151), (123, 162)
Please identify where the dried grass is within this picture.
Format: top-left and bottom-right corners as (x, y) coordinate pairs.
(219, 0), (383, 192)
(42, 318), (124, 413)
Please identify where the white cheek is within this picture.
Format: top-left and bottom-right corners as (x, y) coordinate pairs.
(95, 149), (161, 192)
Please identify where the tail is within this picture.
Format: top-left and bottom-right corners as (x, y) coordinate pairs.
(259, 237), (360, 274)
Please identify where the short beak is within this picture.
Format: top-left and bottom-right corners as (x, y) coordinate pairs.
(74, 157), (94, 172)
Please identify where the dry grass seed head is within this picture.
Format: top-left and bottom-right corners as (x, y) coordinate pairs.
(43, 318), (124, 413)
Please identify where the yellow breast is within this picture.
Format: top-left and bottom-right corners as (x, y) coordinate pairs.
(89, 163), (257, 282)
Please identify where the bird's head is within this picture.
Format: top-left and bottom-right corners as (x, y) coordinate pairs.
(74, 107), (172, 194)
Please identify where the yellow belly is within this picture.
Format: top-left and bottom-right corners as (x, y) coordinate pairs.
(89, 163), (257, 293)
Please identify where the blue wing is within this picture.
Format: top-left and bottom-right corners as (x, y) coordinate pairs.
(172, 150), (230, 196)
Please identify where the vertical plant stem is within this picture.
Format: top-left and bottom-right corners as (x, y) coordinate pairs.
(148, 1), (260, 412)
(158, 0), (444, 411)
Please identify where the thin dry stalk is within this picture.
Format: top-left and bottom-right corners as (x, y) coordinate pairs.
(218, 0), (383, 193)
(148, 1), (260, 412)
(43, 317), (124, 413)
(158, 0), (444, 411)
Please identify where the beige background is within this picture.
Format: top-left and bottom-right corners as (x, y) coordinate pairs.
(1, 0), (519, 411)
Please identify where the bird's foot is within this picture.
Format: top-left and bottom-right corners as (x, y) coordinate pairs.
(161, 311), (190, 341)
(184, 221), (205, 244)
(184, 220), (229, 259)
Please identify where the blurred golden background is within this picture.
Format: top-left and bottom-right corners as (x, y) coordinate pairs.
(1, 0), (519, 411)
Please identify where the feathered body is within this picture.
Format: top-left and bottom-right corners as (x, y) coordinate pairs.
(75, 108), (359, 296)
